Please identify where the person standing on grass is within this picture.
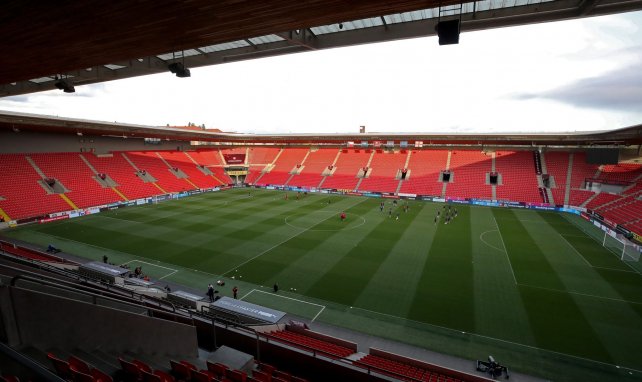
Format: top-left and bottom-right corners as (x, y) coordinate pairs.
(273, 282), (279, 293)
(340, 211), (346, 222)
(233, 286), (239, 299)
(207, 284), (215, 302)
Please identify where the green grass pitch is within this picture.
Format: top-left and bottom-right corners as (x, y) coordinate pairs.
(4, 188), (642, 381)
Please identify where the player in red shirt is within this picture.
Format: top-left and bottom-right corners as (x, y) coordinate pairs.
(340, 212), (346, 221)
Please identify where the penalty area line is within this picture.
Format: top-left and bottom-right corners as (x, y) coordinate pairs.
(250, 289), (325, 308)
(311, 306), (325, 322)
(239, 289), (257, 301)
(244, 289), (327, 322)
(123, 259), (177, 271)
(159, 270), (178, 280)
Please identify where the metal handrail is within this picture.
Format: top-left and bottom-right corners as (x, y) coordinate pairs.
(8, 272), (181, 320)
(0, 252), (177, 312)
(0, 342), (66, 382)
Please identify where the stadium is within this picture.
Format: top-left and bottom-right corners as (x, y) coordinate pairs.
(1, 2), (642, 382)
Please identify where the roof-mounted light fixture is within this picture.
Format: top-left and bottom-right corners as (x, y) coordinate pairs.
(54, 75), (75, 93)
(435, 2), (462, 45)
(168, 51), (191, 78)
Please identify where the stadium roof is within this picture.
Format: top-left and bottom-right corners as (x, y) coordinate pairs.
(2, 0), (642, 97)
(1, 110), (640, 146)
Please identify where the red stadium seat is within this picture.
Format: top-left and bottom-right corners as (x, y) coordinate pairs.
(69, 355), (93, 376)
(90, 369), (113, 382)
(47, 352), (71, 379)
(170, 360), (193, 381)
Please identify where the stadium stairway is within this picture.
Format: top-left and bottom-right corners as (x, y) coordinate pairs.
(358, 150), (407, 194)
(125, 151), (195, 193)
(245, 148), (281, 185)
(316, 149), (343, 189)
(398, 150), (448, 196)
(258, 148), (308, 186)
(446, 150), (492, 200)
(579, 191), (598, 208)
(188, 150), (232, 185)
(542, 151), (570, 206)
(30, 153), (124, 209)
(495, 151), (541, 204)
(288, 148), (338, 189)
(491, 152), (497, 201)
(84, 153), (160, 200)
(394, 150), (412, 194)
(322, 149), (371, 191)
(0, 154), (72, 220)
(157, 151), (220, 189)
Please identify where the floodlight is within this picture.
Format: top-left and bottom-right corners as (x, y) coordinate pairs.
(168, 62), (191, 78)
(54, 78), (75, 93)
(436, 19), (460, 45)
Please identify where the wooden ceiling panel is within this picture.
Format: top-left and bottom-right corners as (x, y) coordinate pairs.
(0, 0), (447, 84)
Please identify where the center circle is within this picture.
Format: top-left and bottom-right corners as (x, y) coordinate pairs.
(284, 210), (366, 231)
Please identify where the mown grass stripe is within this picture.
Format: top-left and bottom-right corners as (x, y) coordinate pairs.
(353, 202), (439, 317)
(407, 205), (475, 332)
(228, 197), (371, 285)
(493, 208), (564, 289)
(495, 209), (614, 363)
(305, 201), (421, 307)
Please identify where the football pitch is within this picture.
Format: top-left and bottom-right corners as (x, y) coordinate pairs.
(4, 188), (642, 381)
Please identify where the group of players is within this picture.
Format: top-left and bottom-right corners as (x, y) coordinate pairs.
(435, 204), (458, 225)
(378, 200), (409, 221)
(279, 191), (460, 225)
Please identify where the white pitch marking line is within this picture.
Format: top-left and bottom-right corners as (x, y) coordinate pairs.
(250, 289), (325, 308)
(559, 234), (638, 273)
(248, 290), (326, 321)
(125, 259), (178, 271)
(311, 306), (326, 322)
(223, 197), (367, 275)
(591, 266), (637, 273)
(239, 289), (256, 301)
(492, 215), (517, 284)
(479, 230), (505, 253)
(36, 231), (224, 279)
(558, 234), (593, 268)
(517, 282), (642, 305)
(560, 214), (642, 276)
(159, 270), (178, 280)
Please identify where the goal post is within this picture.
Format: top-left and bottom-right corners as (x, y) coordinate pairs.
(602, 231), (641, 262)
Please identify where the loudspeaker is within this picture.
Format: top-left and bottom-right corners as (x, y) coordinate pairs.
(436, 19), (460, 45)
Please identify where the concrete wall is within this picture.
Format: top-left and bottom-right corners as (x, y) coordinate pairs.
(7, 286), (197, 357)
(0, 131), (191, 154)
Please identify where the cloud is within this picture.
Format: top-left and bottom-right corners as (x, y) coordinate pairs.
(1, 95), (30, 103)
(513, 60), (642, 112)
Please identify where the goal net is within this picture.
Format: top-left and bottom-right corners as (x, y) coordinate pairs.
(602, 232), (641, 262)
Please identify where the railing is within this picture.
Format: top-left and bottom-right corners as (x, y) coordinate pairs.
(585, 177), (633, 187)
(0, 342), (66, 382)
(0, 257), (177, 314)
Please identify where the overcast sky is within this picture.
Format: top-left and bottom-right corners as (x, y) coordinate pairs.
(1, 11), (641, 135)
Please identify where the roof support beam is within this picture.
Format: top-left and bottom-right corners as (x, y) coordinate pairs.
(276, 29), (319, 50)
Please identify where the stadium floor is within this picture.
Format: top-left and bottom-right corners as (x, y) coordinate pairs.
(3, 188), (642, 382)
